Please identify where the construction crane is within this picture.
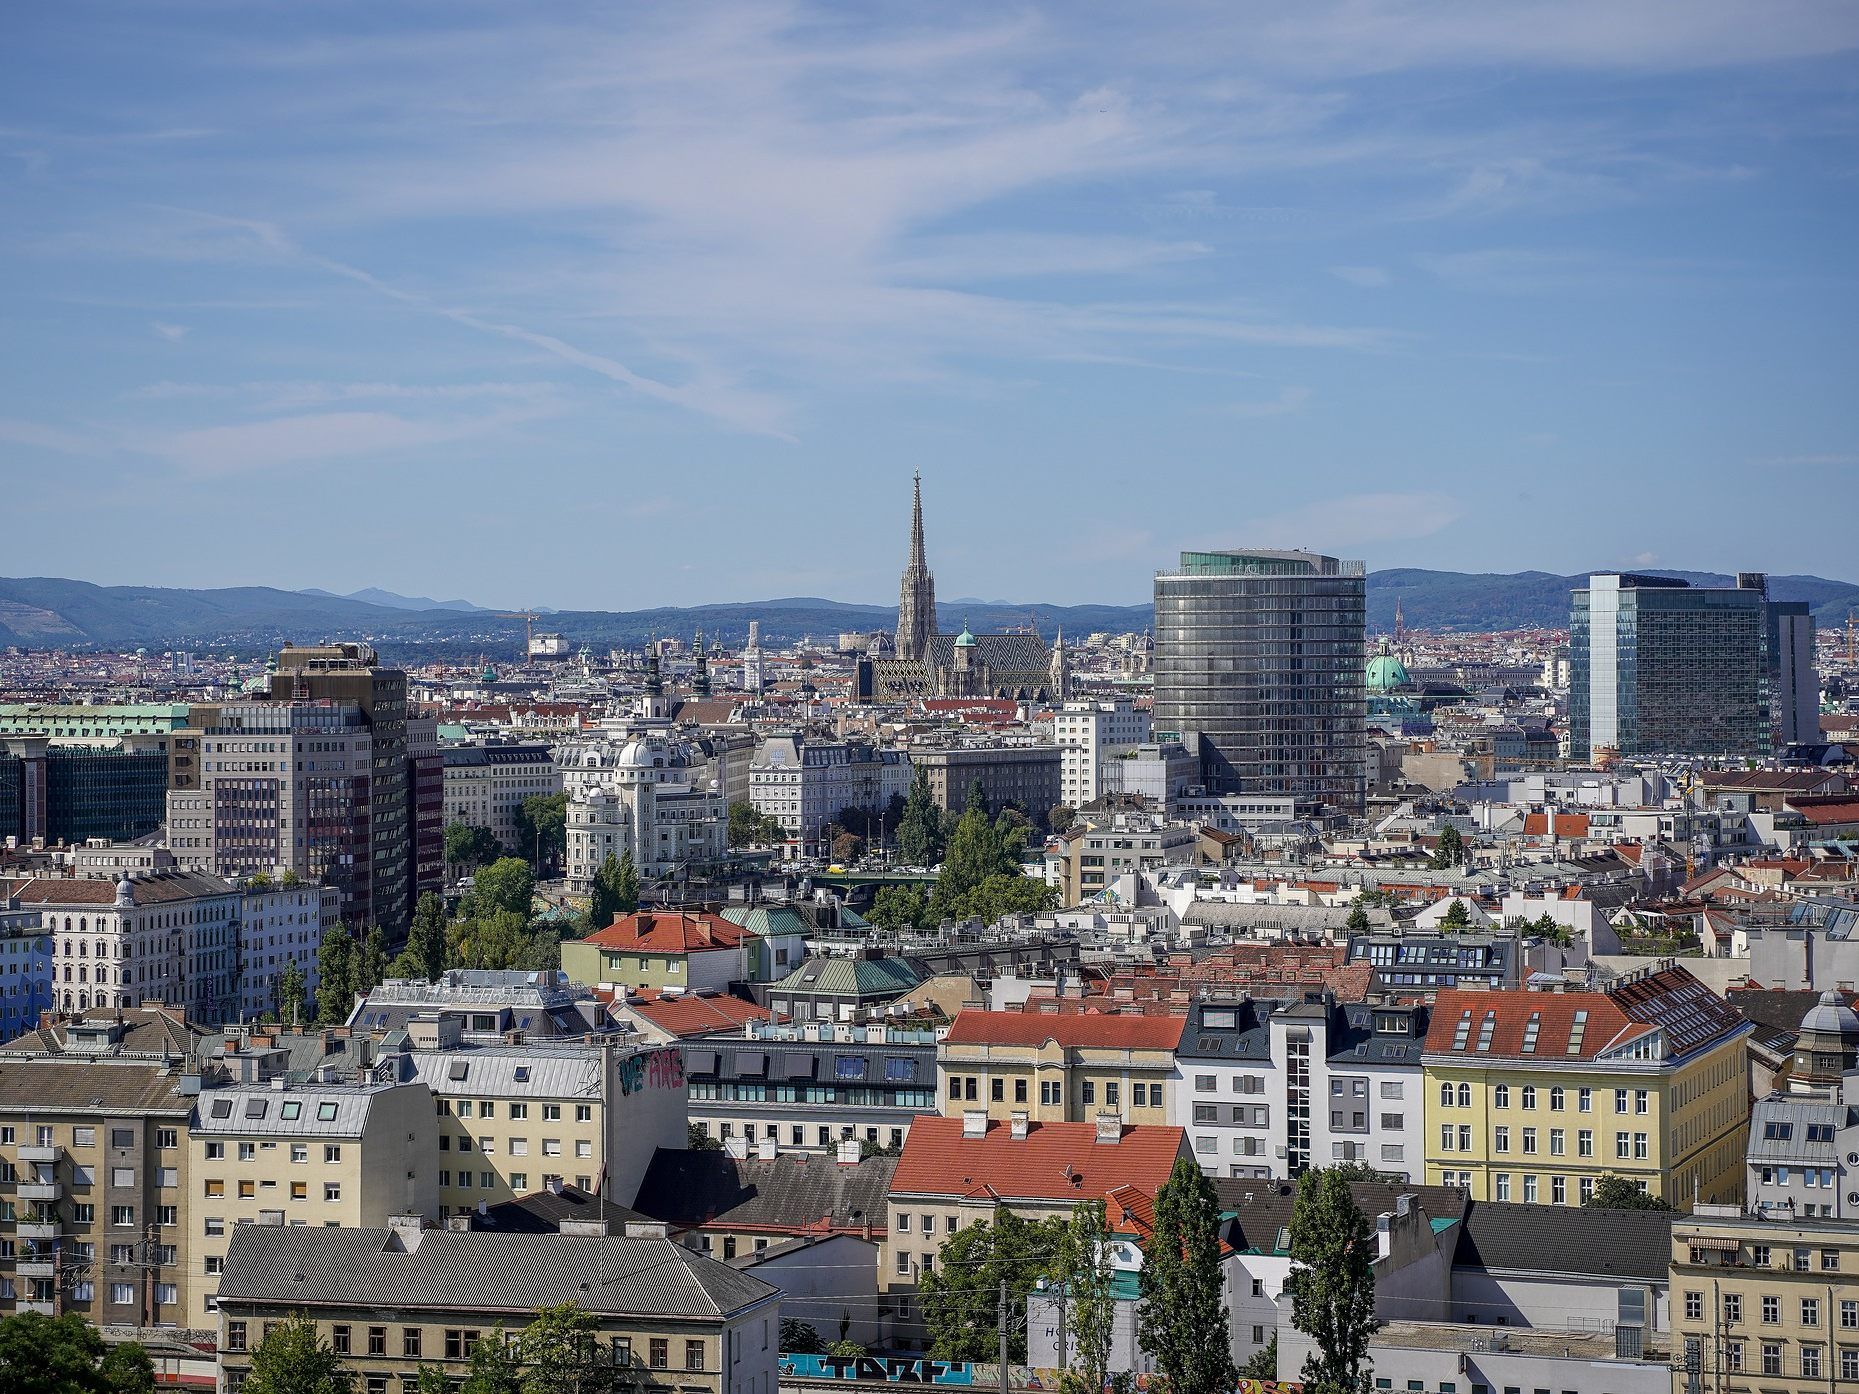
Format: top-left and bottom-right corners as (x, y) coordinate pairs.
(497, 611), (540, 657)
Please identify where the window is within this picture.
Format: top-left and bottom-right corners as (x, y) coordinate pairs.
(1520, 1086), (1536, 1110)
(368, 1327), (387, 1357)
(1578, 1129), (1593, 1158)
(1522, 1175), (1538, 1203)
(1549, 1087), (1564, 1111)
(1841, 1300), (1857, 1329)
(1578, 1088), (1592, 1112)
(1725, 1342), (1743, 1373)
(324, 1145), (341, 1164)
(1522, 1128), (1537, 1155)
(1804, 1298), (1821, 1328)
(650, 1339), (669, 1370)
(324, 1183), (341, 1202)
(1803, 1346), (1823, 1379)
(1494, 1127), (1509, 1153)
(1634, 1089), (1648, 1114)
(1551, 1176), (1566, 1204)
(111, 1205), (135, 1226)
(686, 1340), (705, 1371)
(1762, 1344), (1782, 1377)
(1752, 1245), (1771, 1267)
(333, 1325), (353, 1355)
(1724, 1294), (1743, 1324)
(1762, 1296), (1780, 1325)
(1549, 1128), (1565, 1156)
(1495, 1174), (1511, 1201)
(1685, 1292), (1704, 1322)
(226, 1322), (247, 1353)
(1842, 1349), (1859, 1381)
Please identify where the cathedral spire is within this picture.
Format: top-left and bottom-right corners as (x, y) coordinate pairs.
(895, 471), (938, 662)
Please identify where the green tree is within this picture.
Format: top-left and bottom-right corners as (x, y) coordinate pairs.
(1048, 804), (1076, 835)
(519, 1303), (606, 1394)
(100, 1342), (155, 1394)
(930, 803), (1015, 920)
(962, 775), (991, 818)
(450, 909), (543, 972)
(586, 852), (631, 932)
(0, 1312), (155, 1394)
(781, 1319), (826, 1354)
(830, 828), (866, 864)
(868, 884), (929, 932)
(1239, 1336), (1278, 1382)
(1138, 1157), (1237, 1394)
(729, 801), (785, 848)
(413, 1369), (453, 1394)
(515, 792), (569, 872)
(950, 872), (1057, 926)
(243, 1314), (352, 1394)
(1586, 1174), (1674, 1211)
(408, 892), (450, 981)
(1438, 898), (1471, 932)
(459, 1327), (523, 1394)
(471, 857), (537, 918)
(1058, 1199), (1117, 1393)
(1344, 903), (1370, 934)
(353, 924), (389, 996)
(1431, 824), (1465, 869)
(918, 1210), (1065, 1362)
(896, 768), (945, 867)
(445, 821), (501, 873)
(314, 922), (355, 1026)
(688, 1122), (722, 1151)
(275, 962), (307, 1026)
(279, 867), (302, 888)
(1287, 1168), (1378, 1394)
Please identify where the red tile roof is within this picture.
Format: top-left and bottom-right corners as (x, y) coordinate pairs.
(1786, 798), (1859, 827)
(943, 1010), (1187, 1051)
(890, 1116), (1188, 1203)
(1424, 965), (1743, 1062)
(622, 991), (778, 1038)
(1523, 812), (1591, 838)
(583, 910), (745, 953)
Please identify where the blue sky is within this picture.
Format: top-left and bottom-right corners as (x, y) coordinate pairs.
(3, 2), (1856, 609)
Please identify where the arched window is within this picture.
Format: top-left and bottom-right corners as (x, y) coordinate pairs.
(1456, 1083), (1472, 1108)
(1438, 1082), (1453, 1107)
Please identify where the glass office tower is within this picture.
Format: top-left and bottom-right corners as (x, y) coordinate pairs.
(1568, 572), (1772, 763)
(1153, 549), (1367, 814)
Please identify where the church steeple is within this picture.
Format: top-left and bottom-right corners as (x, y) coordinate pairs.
(895, 471), (939, 662)
(1049, 624), (1070, 702)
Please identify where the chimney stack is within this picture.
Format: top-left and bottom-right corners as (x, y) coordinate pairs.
(1094, 1111), (1122, 1145)
(962, 1109), (988, 1139)
(1009, 1110), (1030, 1140)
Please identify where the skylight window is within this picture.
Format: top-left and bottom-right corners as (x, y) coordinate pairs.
(1475, 1012), (1496, 1052)
(1451, 1010), (1472, 1050)
(1520, 1013), (1541, 1054)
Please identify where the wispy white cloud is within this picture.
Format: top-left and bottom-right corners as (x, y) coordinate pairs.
(145, 405), (554, 478)
(150, 321), (190, 342)
(0, 417), (97, 455)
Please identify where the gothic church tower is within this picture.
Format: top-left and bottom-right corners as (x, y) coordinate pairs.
(894, 471), (939, 661)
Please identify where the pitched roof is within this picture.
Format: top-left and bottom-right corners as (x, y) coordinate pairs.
(1424, 965), (1745, 1062)
(217, 1225), (777, 1318)
(890, 1116), (1186, 1204)
(2, 870), (235, 906)
(771, 955), (922, 999)
(583, 910), (746, 954)
(4, 1006), (211, 1059)
(1453, 1199), (1671, 1282)
(942, 1010), (1187, 1051)
(633, 1149), (898, 1233)
(0, 1058), (195, 1115)
(1212, 1178), (1469, 1256)
(1522, 812), (1591, 838)
(478, 1185), (647, 1235)
(625, 992), (778, 1039)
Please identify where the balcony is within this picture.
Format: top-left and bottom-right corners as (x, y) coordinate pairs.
(18, 1219), (63, 1240)
(16, 1259), (57, 1279)
(18, 1144), (61, 1164)
(18, 1181), (63, 1202)
(15, 1300), (56, 1316)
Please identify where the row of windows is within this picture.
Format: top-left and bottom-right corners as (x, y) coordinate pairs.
(226, 1322), (707, 1370)
(1684, 1290), (1852, 1323)
(1437, 1083), (1645, 1113)
(944, 1076), (1161, 1108)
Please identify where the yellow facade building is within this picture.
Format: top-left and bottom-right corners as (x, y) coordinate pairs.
(936, 1010), (1185, 1126)
(1421, 963), (1750, 1207)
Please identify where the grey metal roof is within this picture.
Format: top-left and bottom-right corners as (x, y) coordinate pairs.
(1748, 1096), (1852, 1163)
(218, 1224), (778, 1319)
(193, 1083), (395, 1136)
(407, 1045), (603, 1100)
(1452, 1199), (1672, 1283)
(633, 1149), (897, 1232)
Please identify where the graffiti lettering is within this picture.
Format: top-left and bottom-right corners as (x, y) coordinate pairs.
(617, 1047), (685, 1096)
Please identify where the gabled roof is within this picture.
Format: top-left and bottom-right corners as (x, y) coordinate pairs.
(942, 1009), (1187, 1052)
(217, 1225), (777, 1318)
(1453, 1200), (1671, 1283)
(4, 1006), (210, 1059)
(624, 991), (778, 1039)
(583, 910), (746, 954)
(771, 955), (921, 999)
(3, 871), (236, 906)
(890, 1116), (1186, 1204)
(1424, 965), (1745, 1063)
(633, 1148), (898, 1233)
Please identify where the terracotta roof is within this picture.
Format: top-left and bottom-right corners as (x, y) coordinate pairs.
(2, 871), (235, 907)
(1424, 965), (1744, 1062)
(583, 910), (745, 953)
(1786, 798), (1859, 827)
(942, 1009), (1187, 1051)
(1523, 812), (1591, 838)
(626, 992), (777, 1039)
(890, 1115), (1187, 1203)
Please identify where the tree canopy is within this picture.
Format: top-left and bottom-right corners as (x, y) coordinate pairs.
(1431, 824), (1466, 869)
(588, 850), (639, 932)
(314, 922), (355, 1026)
(918, 1209), (1068, 1362)
(1287, 1168), (1378, 1394)
(445, 821), (501, 873)
(515, 793), (568, 873)
(0, 1313), (155, 1394)
(728, 801), (786, 848)
(1586, 1174), (1674, 1210)
(242, 1314), (351, 1394)
(1138, 1157), (1237, 1394)
(895, 768), (945, 867)
(470, 857), (538, 918)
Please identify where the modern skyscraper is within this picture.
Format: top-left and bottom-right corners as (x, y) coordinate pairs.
(1567, 572), (1773, 763)
(270, 643), (414, 930)
(894, 470), (938, 662)
(1767, 598), (1818, 749)
(1153, 548), (1366, 814)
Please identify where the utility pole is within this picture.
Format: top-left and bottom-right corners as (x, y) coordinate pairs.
(998, 1278), (1012, 1394)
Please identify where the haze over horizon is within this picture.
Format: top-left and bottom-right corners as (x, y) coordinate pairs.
(4, 3), (1856, 608)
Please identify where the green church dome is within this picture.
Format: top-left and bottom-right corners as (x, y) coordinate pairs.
(954, 622), (977, 648)
(1365, 643), (1410, 693)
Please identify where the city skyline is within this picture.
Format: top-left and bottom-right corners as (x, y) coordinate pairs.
(3, 3), (1857, 607)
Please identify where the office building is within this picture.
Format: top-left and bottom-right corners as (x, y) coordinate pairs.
(1054, 699), (1152, 808)
(1568, 572), (1774, 763)
(270, 643), (414, 930)
(1153, 548), (1367, 814)
(906, 745), (1060, 826)
(1769, 599), (1819, 749)
(215, 1223), (780, 1394)
(748, 737), (909, 857)
(236, 879), (337, 1023)
(0, 736), (171, 847)
(1422, 964), (1753, 1206)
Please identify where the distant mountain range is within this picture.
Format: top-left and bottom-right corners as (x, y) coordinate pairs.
(1, 568), (1853, 656)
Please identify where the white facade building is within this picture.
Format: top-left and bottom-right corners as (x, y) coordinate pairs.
(748, 737), (911, 857)
(237, 880), (338, 1022)
(441, 740), (562, 851)
(1054, 699), (1151, 809)
(564, 735), (727, 889)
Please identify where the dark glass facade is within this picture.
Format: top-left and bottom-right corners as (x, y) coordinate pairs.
(1153, 549), (1366, 813)
(44, 747), (168, 843)
(1569, 573), (1771, 762)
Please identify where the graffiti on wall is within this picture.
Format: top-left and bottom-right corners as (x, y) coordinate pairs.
(617, 1046), (685, 1096)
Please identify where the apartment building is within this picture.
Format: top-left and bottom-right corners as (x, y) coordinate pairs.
(8, 870), (242, 1025)
(441, 740), (561, 851)
(1044, 814), (1202, 905)
(1054, 699), (1151, 808)
(566, 734), (728, 887)
(747, 737), (910, 858)
(684, 1021), (939, 1153)
(0, 1054), (193, 1327)
(936, 1010), (1184, 1127)
(560, 909), (750, 995)
(1423, 964), (1753, 1206)
(881, 1112), (1187, 1351)
(186, 1050), (436, 1326)
(1672, 1211), (1859, 1394)
(907, 745), (1060, 827)
(400, 1013), (688, 1210)
(0, 902), (52, 1043)
(236, 880), (338, 1023)
(216, 1223), (781, 1394)
(1168, 993), (1428, 1181)
(1747, 991), (1859, 1219)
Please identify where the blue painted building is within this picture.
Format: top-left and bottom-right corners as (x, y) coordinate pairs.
(0, 904), (52, 1042)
